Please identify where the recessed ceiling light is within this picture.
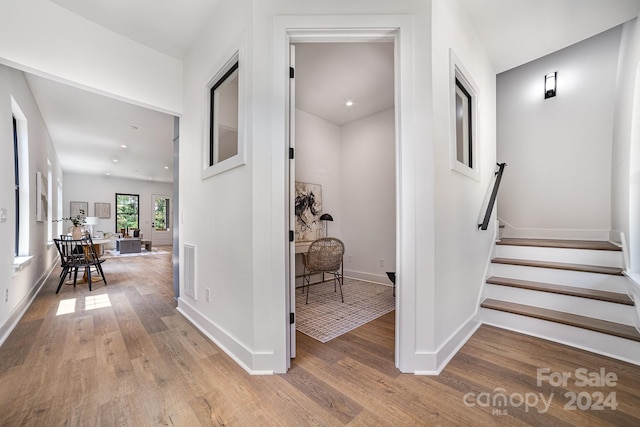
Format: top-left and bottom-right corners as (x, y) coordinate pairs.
(129, 125), (138, 130)
(345, 100), (354, 107)
(112, 159), (118, 163)
(148, 177), (153, 180)
(164, 166), (169, 169)
(120, 144), (127, 148)
(106, 172), (111, 176)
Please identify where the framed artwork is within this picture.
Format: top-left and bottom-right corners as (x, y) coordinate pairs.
(95, 202), (111, 219)
(70, 201), (88, 218)
(295, 182), (322, 242)
(35, 171), (48, 222)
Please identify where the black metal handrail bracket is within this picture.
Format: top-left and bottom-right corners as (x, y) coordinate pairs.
(478, 162), (507, 230)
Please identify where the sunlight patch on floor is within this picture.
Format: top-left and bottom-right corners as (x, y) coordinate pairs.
(85, 294), (111, 311)
(56, 298), (77, 316)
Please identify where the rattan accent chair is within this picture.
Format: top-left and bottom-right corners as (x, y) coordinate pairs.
(301, 237), (345, 304)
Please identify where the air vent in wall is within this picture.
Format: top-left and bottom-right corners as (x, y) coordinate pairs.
(184, 244), (196, 299)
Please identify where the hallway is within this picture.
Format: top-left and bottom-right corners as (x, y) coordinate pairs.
(1, 250), (639, 425)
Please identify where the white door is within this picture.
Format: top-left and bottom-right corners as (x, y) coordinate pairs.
(151, 194), (173, 246)
(288, 44), (297, 364)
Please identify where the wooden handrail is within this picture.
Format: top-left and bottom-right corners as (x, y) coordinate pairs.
(478, 163), (506, 230)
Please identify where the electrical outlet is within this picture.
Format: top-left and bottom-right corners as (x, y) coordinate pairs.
(205, 288), (211, 302)
(348, 255), (352, 263)
(4, 289), (8, 303)
(379, 258), (385, 268)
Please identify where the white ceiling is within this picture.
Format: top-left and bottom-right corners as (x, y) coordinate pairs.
(26, 0), (640, 184)
(26, 74), (175, 183)
(294, 43), (395, 126)
(458, 0), (640, 73)
(49, 0), (222, 59)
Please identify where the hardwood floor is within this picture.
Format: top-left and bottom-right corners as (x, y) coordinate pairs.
(1, 249), (639, 426)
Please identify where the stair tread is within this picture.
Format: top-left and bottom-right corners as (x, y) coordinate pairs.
(481, 298), (640, 342)
(497, 238), (621, 251)
(486, 276), (634, 305)
(492, 257), (624, 275)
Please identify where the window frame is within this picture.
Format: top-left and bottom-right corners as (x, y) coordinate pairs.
(115, 193), (140, 233)
(13, 115), (19, 257)
(153, 196), (170, 231)
(449, 50), (480, 181)
(47, 160), (53, 242)
(201, 47), (246, 180)
(209, 61), (239, 166)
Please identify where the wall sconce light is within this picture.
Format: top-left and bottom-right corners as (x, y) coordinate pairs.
(319, 213), (333, 237)
(545, 71), (557, 99)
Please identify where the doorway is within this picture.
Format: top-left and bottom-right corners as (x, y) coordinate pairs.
(151, 194), (173, 246)
(289, 40), (397, 364)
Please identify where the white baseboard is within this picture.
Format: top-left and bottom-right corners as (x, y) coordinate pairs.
(342, 269), (392, 286)
(177, 299), (274, 375)
(413, 317), (481, 375)
(0, 261), (57, 347)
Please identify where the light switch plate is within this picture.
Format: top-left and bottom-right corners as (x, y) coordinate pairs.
(0, 208), (7, 223)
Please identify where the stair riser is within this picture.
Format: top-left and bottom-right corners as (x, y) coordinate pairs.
(630, 284), (640, 328)
(480, 308), (640, 365)
(484, 284), (635, 325)
(491, 263), (629, 293)
(494, 245), (623, 268)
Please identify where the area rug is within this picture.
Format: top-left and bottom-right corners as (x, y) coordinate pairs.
(295, 278), (395, 343)
(102, 248), (171, 259)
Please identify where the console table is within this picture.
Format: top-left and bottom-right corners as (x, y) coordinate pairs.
(116, 238), (141, 254)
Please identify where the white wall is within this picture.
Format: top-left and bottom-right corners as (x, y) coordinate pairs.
(0, 65), (64, 344)
(341, 109), (396, 283)
(0, 0), (182, 115)
(294, 107), (396, 285)
(62, 173), (173, 242)
(497, 26), (622, 240)
(179, 0), (439, 374)
(178, 0), (497, 375)
(612, 16), (640, 272)
(431, 0), (497, 353)
(0, 0), (498, 376)
(295, 108), (342, 240)
(178, 0), (257, 371)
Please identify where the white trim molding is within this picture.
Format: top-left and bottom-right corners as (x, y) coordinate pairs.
(272, 14), (420, 374)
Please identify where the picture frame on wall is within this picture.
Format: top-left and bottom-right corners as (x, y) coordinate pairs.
(35, 171), (48, 222)
(95, 202), (111, 219)
(70, 201), (88, 218)
(294, 181), (323, 242)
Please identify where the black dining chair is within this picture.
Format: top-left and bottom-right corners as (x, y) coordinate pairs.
(53, 237), (105, 294)
(82, 232), (108, 285)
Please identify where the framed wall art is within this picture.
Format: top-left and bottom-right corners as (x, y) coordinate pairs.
(294, 181), (322, 242)
(35, 171), (48, 222)
(70, 201), (88, 218)
(95, 202), (111, 219)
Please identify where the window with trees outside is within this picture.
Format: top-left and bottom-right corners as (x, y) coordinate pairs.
(115, 193), (139, 233)
(154, 197), (169, 231)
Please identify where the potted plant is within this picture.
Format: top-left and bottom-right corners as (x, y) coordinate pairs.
(54, 209), (86, 239)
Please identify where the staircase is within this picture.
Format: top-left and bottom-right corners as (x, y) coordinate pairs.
(480, 238), (640, 365)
